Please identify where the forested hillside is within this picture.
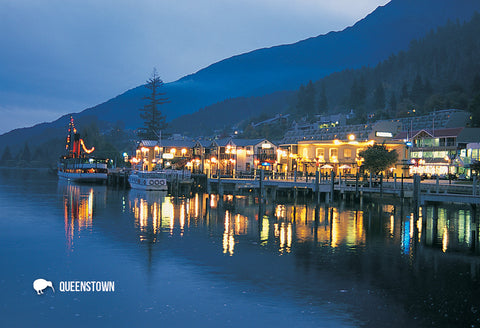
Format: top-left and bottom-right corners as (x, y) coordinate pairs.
(297, 12), (480, 123)
(168, 91), (295, 136)
(239, 12), (480, 139)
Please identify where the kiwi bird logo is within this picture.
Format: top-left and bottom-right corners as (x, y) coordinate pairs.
(33, 279), (55, 295)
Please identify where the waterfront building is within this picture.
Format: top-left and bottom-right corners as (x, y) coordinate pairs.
(132, 140), (160, 171)
(233, 139), (277, 173)
(283, 120), (402, 144)
(282, 109), (469, 144)
(456, 129), (480, 177)
(279, 121), (407, 176)
(192, 140), (211, 174)
(388, 109), (470, 133)
(394, 127), (480, 177)
(132, 139), (195, 171)
(464, 143), (480, 177)
(204, 138), (277, 176)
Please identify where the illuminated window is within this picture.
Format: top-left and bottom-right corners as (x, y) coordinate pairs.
(473, 149), (479, 160)
(329, 148), (338, 158)
(344, 149), (352, 158)
(433, 151), (447, 158)
(303, 148), (309, 159)
(316, 148), (324, 158)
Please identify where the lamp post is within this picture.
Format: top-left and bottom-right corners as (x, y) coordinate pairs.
(447, 154), (456, 184)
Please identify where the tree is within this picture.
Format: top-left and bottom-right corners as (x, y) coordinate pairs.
(348, 77), (366, 112)
(20, 143), (31, 162)
(359, 143), (398, 174)
(317, 83), (328, 113)
(1, 146), (12, 162)
(410, 74), (425, 106)
(373, 82), (386, 110)
(470, 160), (480, 176)
(296, 80), (315, 118)
(469, 93), (480, 127)
(400, 81), (409, 101)
(138, 69), (168, 139)
(389, 92), (397, 113)
(472, 74), (480, 94)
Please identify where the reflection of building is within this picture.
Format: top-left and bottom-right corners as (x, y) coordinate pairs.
(128, 191), (211, 242)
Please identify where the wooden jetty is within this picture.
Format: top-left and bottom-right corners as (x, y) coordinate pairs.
(107, 169), (129, 187)
(106, 168), (480, 206)
(206, 172), (480, 206)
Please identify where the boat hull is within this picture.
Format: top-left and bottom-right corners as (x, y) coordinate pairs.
(58, 171), (108, 183)
(128, 174), (168, 191)
(57, 158), (109, 184)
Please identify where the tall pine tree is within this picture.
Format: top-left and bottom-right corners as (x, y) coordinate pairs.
(389, 93), (397, 114)
(139, 69), (168, 139)
(296, 81), (316, 119)
(1, 146), (12, 162)
(373, 83), (386, 110)
(317, 83), (329, 113)
(348, 77), (366, 112)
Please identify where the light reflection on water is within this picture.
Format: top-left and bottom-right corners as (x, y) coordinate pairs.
(61, 183), (480, 258)
(58, 182), (105, 252)
(5, 170), (480, 328)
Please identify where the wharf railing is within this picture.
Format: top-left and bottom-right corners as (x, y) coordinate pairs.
(207, 172), (480, 205)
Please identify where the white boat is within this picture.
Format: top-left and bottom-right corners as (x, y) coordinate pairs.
(128, 171), (168, 191)
(57, 117), (108, 183)
(58, 157), (108, 183)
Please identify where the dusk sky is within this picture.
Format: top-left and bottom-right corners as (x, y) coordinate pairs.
(0, 0), (389, 134)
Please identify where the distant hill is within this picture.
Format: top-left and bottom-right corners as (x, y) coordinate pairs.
(168, 91), (296, 136)
(304, 12), (480, 120)
(2, 0), (480, 152)
(172, 10), (480, 136)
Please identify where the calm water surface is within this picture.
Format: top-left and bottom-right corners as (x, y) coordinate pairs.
(1, 169), (480, 327)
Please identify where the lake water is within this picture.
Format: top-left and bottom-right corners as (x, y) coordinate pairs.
(1, 169), (480, 327)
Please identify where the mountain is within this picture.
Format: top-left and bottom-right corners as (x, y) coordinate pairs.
(173, 12), (480, 139)
(2, 0), (480, 152)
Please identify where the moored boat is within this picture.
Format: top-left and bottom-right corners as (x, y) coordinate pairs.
(128, 170), (168, 191)
(58, 157), (108, 183)
(57, 117), (108, 183)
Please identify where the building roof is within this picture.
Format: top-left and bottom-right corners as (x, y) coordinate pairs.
(139, 140), (159, 147)
(193, 140), (211, 148)
(457, 128), (480, 143)
(394, 127), (464, 140)
(231, 138), (266, 147)
(211, 138), (232, 147)
(159, 140), (196, 148)
(387, 109), (470, 131)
